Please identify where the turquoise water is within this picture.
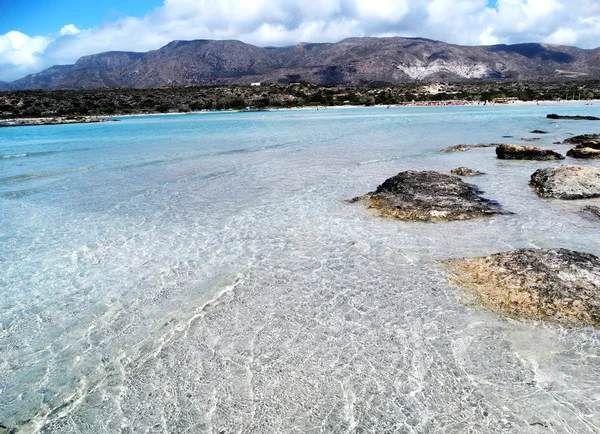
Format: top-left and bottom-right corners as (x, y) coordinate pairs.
(1, 105), (600, 433)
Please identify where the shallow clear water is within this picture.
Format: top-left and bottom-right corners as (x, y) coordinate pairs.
(1, 105), (600, 433)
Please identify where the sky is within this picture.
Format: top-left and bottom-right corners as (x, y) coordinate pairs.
(0, 0), (599, 82)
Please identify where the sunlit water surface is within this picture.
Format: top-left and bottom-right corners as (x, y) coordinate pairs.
(1, 105), (600, 433)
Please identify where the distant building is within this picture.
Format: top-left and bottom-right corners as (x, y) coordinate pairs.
(251, 82), (261, 87)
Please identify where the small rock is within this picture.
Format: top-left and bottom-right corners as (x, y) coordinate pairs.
(496, 144), (564, 160)
(581, 205), (600, 219)
(547, 114), (600, 120)
(349, 170), (507, 222)
(443, 248), (600, 327)
(530, 165), (600, 199)
(451, 167), (484, 176)
(530, 130), (548, 134)
(440, 143), (500, 152)
(566, 147), (600, 159)
(520, 137), (541, 142)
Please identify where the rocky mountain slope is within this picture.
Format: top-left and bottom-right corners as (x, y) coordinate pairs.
(4, 37), (600, 90)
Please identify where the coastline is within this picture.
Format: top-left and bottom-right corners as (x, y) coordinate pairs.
(1, 99), (598, 126)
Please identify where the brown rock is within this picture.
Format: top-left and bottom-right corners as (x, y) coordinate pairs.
(567, 147), (600, 159)
(496, 144), (564, 160)
(443, 248), (600, 327)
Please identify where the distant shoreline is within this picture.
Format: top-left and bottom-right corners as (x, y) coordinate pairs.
(1, 99), (598, 126)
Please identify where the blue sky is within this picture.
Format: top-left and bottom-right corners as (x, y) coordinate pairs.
(1, 0), (599, 82)
(0, 0), (162, 35)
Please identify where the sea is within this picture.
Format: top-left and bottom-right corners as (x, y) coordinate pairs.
(1, 105), (599, 433)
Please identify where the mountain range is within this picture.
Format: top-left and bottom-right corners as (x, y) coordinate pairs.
(3, 37), (600, 90)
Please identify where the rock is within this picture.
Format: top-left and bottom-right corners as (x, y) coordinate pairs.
(547, 114), (600, 120)
(350, 170), (506, 221)
(440, 143), (502, 152)
(502, 135), (514, 138)
(496, 144), (564, 160)
(530, 130), (547, 134)
(566, 147), (600, 159)
(520, 137), (541, 142)
(562, 133), (600, 145)
(581, 205), (600, 219)
(443, 248), (600, 327)
(451, 167), (484, 176)
(530, 165), (600, 199)
(574, 142), (600, 150)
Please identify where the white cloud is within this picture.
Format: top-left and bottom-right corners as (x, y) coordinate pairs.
(1, 0), (599, 82)
(59, 24), (81, 36)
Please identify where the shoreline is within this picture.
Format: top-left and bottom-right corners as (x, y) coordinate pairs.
(1, 99), (598, 125)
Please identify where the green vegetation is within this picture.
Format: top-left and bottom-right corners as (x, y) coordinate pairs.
(1, 81), (600, 119)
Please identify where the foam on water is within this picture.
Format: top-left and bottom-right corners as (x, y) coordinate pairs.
(1, 106), (600, 433)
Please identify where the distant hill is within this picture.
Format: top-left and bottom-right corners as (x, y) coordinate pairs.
(4, 37), (600, 90)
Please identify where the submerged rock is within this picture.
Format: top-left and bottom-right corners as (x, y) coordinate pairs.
(520, 137), (541, 142)
(350, 170), (506, 221)
(566, 147), (600, 159)
(530, 130), (547, 134)
(443, 248), (600, 327)
(581, 205), (600, 219)
(496, 144), (564, 160)
(547, 114), (600, 120)
(562, 133), (599, 145)
(439, 143), (500, 152)
(451, 167), (484, 176)
(530, 165), (600, 199)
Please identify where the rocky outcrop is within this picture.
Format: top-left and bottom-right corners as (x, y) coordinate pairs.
(451, 167), (484, 176)
(562, 133), (599, 145)
(530, 165), (600, 199)
(566, 147), (600, 159)
(443, 248), (600, 327)
(581, 205), (600, 219)
(496, 144), (564, 160)
(350, 170), (506, 221)
(547, 114), (600, 120)
(440, 143), (500, 152)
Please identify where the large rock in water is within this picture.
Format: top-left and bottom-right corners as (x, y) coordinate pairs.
(350, 170), (506, 221)
(496, 144), (564, 160)
(443, 249), (600, 327)
(566, 147), (600, 159)
(530, 165), (600, 199)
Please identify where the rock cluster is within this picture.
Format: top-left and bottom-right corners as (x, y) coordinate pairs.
(350, 170), (506, 221)
(451, 167), (484, 176)
(496, 144), (564, 160)
(443, 248), (600, 327)
(530, 165), (600, 199)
